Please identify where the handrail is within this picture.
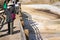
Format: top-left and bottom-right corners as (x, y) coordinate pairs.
(18, 1), (26, 40)
(19, 20), (26, 40)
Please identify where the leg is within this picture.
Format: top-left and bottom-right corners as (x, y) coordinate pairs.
(10, 21), (14, 34)
(8, 22), (10, 34)
(8, 21), (13, 34)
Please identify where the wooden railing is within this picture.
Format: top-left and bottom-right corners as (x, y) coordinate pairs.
(18, 1), (26, 40)
(19, 20), (26, 40)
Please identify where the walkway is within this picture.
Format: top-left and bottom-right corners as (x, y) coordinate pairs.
(0, 15), (21, 40)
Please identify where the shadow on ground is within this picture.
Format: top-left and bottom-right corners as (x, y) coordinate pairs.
(0, 14), (20, 38)
(0, 26), (20, 38)
(22, 12), (43, 40)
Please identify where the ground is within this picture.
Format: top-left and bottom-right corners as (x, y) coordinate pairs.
(0, 15), (21, 40)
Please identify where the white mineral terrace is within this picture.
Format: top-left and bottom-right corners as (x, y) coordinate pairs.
(22, 4), (60, 40)
(23, 4), (60, 15)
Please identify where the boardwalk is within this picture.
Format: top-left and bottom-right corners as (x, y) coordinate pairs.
(0, 14), (23, 40)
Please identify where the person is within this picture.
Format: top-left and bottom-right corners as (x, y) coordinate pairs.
(8, 0), (16, 34)
(3, 0), (12, 34)
(15, 0), (19, 4)
(15, 0), (20, 14)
